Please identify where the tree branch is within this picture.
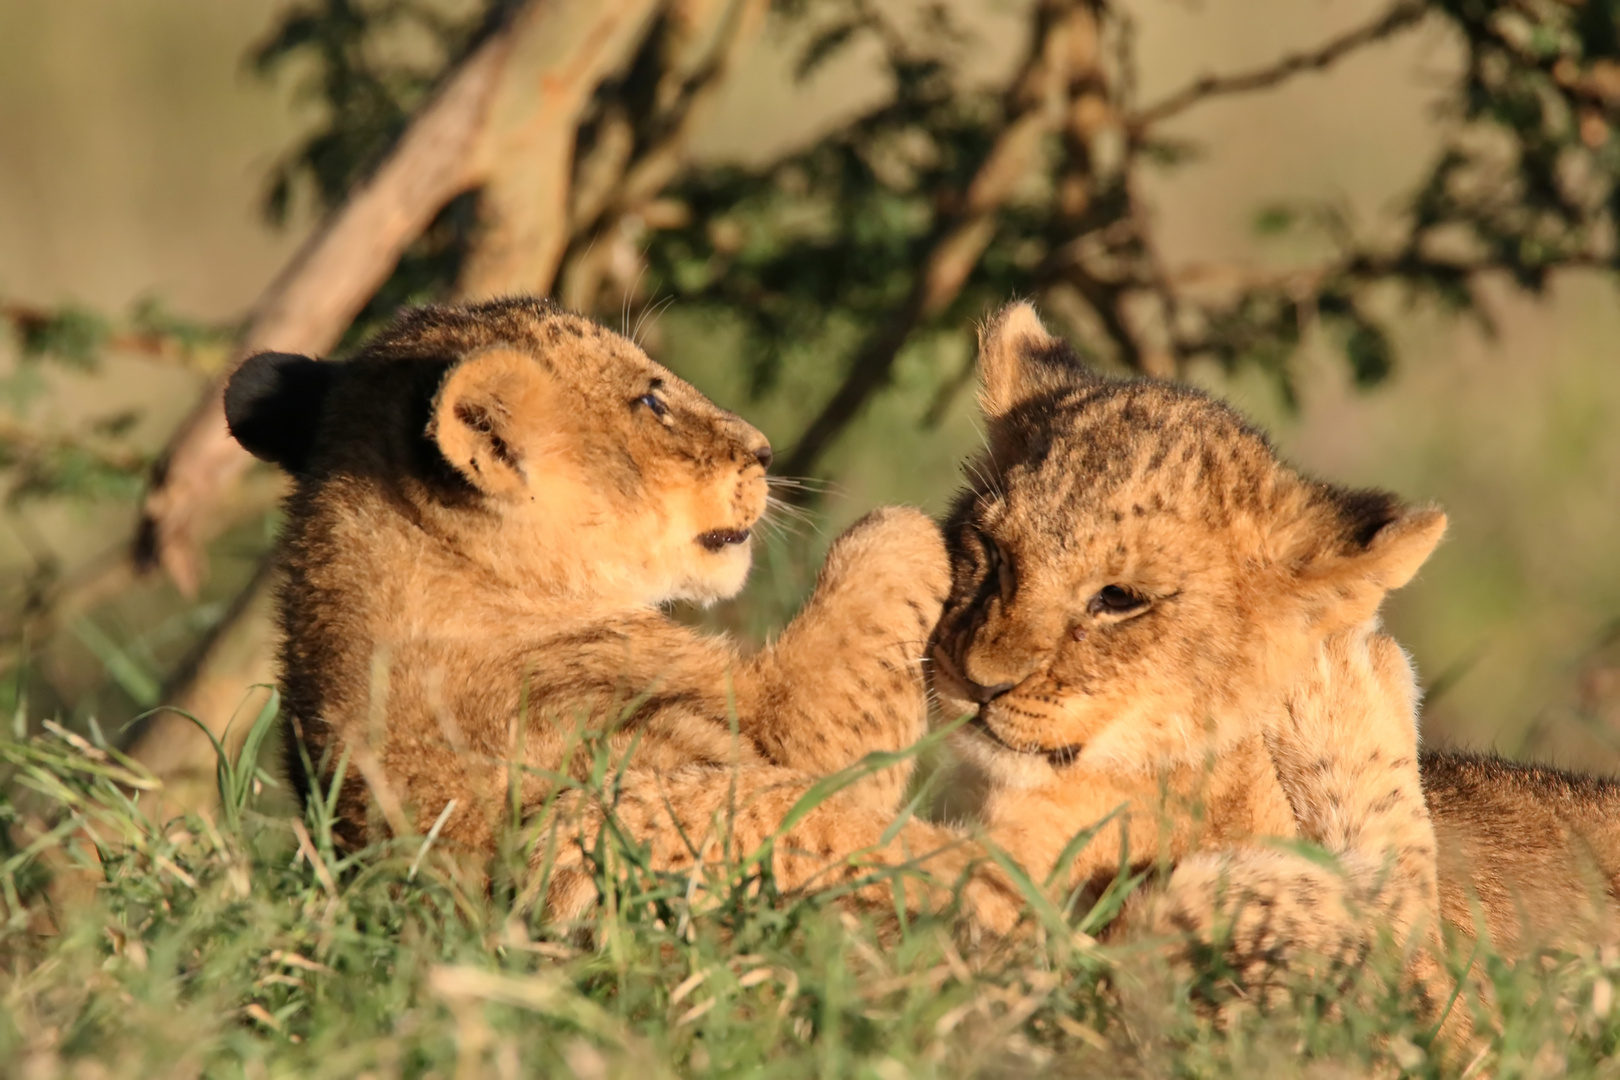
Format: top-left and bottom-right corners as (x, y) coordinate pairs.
(122, 0), (675, 800)
(558, 0), (768, 312)
(133, 29), (516, 597)
(779, 0), (1091, 482)
(1127, 0), (1427, 134)
(133, 0), (673, 597)
(456, 0), (665, 298)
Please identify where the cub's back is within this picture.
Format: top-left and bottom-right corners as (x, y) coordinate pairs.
(1425, 752), (1620, 950)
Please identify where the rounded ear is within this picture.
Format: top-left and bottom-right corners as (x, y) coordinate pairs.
(1285, 484), (1447, 627)
(224, 352), (335, 474)
(1354, 505), (1448, 591)
(428, 347), (551, 497)
(976, 301), (1089, 418)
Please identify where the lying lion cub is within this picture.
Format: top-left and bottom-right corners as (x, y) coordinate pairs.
(226, 297), (1018, 929)
(934, 301), (1620, 958)
(932, 302), (1442, 901)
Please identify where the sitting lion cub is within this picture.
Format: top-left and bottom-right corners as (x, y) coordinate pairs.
(225, 297), (1017, 929)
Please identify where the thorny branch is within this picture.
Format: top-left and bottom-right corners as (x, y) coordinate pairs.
(1127, 0), (1430, 133)
(779, 0), (1092, 481)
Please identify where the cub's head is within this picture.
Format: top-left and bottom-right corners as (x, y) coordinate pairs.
(932, 302), (1445, 786)
(225, 297), (772, 606)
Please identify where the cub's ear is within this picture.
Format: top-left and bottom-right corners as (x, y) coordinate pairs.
(1287, 484), (1447, 626)
(976, 301), (1088, 418)
(224, 351), (335, 474)
(428, 346), (551, 498)
(1345, 501), (1448, 592)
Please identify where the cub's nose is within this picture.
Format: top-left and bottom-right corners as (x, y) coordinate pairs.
(963, 678), (1016, 705)
(752, 444), (773, 470)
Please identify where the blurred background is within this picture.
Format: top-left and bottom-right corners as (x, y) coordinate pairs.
(0, 0), (1617, 807)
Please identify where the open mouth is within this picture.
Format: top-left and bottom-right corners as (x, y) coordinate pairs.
(968, 711), (1083, 768)
(696, 527), (751, 552)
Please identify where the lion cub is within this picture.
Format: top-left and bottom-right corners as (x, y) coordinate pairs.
(226, 297), (1016, 928)
(929, 303), (1446, 946)
(935, 302), (1620, 958)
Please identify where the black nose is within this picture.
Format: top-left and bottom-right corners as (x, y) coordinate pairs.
(753, 445), (773, 470)
(964, 679), (1016, 705)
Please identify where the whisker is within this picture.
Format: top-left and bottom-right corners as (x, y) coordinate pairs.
(763, 512), (817, 540)
(754, 513), (794, 544)
(762, 496), (819, 537)
(961, 455), (1003, 500)
(765, 474), (842, 495)
(633, 295), (676, 348)
(620, 259), (651, 339)
(764, 494), (818, 524)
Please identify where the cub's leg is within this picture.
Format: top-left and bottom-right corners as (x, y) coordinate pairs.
(988, 732), (1299, 897)
(1129, 627), (1445, 1005)
(736, 508), (950, 811)
(533, 763), (1022, 935)
(1267, 627), (1441, 955)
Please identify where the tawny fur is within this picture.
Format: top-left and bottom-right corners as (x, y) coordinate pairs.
(932, 303), (1443, 903)
(1424, 754), (1620, 951)
(934, 301), (1620, 969)
(226, 297), (1020, 932)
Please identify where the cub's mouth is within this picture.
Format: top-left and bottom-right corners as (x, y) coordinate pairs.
(932, 647), (1085, 768)
(696, 527), (751, 552)
(968, 712), (1084, 768)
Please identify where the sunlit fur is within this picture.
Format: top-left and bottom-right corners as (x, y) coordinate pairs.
(935, 302), (1620, 1002)
(933, 304), (1443, 807)
(929, 303), (1456, 1008)
(226, 297), (1022, 930)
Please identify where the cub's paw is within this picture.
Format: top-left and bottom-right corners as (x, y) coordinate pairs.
(1280, 624), (1420, 754)
(817, 506), (951, 617)
(1269, 623), (1432, 860)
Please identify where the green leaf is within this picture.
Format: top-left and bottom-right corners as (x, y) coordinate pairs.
(1253, 204), (1298, 236)
(1344, 317), (1394, 388)
(71, 619), (161, 707)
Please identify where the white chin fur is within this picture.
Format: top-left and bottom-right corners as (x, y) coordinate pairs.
(670, 544), (752, 605)
(948, 730), (1056, 790)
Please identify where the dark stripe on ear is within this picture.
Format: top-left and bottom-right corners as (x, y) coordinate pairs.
(224, 351), (335, 474)
(1333, 487), (1403, 550)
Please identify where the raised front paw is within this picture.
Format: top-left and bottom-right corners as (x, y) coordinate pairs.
(815, 506), (951, 628)
(1268, 623), (1433, 860)
(744, 506), (949, 798)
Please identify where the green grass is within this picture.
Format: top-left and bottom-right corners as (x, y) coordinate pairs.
(3, 710), (1620, 1078)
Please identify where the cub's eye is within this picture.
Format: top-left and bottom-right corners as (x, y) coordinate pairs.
(979, 533), (1000, 574)
(636, 393), (669, 419)
(1087, 584), (1150, 618)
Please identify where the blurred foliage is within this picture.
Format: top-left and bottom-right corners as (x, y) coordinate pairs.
(0, 0), (1617, 739)
(0, 5), (1619, 1065)
(240, 0), (1620, 474)
(252, 0), (494, 344)
(0, 300), (237, 506)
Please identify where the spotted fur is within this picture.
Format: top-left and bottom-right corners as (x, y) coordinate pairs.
(227, 297), (1020, 931)
(930, 302), (1449, 985)
(934, 302), (1620, 978)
